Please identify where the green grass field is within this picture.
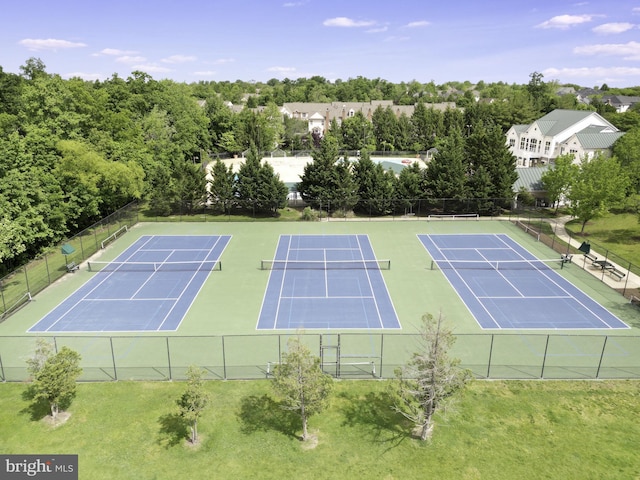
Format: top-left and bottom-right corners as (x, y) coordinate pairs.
(565, 213), (640, 267)
(1, 219), (639, 382)
(1, 379), (639, 479)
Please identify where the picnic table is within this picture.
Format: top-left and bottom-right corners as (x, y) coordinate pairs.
(592, 260), (614, 271)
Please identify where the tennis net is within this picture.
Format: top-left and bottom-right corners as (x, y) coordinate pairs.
(261, 259), (391, 270)
(88, 260), (222, 272)
(430, 258), (564, 271)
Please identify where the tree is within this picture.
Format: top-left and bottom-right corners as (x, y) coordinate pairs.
(353, 151), (395, 216)
(340, 111), (374, 150)
(394, 162), (425, 215)
(271, 337), (333, 442)
(176, 366), (209, 444)
(424, 128), (469, 202)
(568, 154), (630, 232)
(235, 145), (288, 214)
(297, 134), (339, 211)
(208, 159), (236, 214)
(27, 342), (82, 420)
(611, 128), (640, 194)
(392, 312), (470, 441)
(541, 154), (579, 212)
(467, 123), (518, 206)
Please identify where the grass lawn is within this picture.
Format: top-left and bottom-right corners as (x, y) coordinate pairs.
(1, 380), (639, 480)
(565, 213), (640, 267)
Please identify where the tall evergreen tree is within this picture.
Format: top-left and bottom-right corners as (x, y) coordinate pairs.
(208, 159), (236, 214)
(353, 151), (395, 216)
(424, 128), (469, 203)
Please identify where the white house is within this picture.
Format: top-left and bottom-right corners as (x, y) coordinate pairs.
(506, 109), (623, 167)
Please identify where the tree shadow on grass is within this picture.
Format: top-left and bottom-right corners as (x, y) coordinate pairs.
(237, 394), (300, 439)
(19, 385), (68, 422)
(338, 390), (412, 451)
(157, 413), (189, 449)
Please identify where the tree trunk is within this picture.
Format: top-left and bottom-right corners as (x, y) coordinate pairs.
(301, 412), (308, 441)
(191, 420), (198, 444)
(51, 402), (58, 420)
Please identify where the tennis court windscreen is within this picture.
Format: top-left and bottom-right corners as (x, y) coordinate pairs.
(88, 260), (222, 272)
(261, 259), (391, 270)
(430, 259), (562, 271)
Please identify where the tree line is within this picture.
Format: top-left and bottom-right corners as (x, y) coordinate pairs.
(1, 58), (639, 273)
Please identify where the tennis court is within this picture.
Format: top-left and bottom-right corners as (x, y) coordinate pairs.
(28, 235), (231, 332)
(419, 233), (629, 330)
(257, 234), (400, 329)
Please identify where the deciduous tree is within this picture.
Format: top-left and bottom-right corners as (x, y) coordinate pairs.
(272, 337), (333, 442)
(392, 312), (470, 441)
(27, 341), (82, 421)
(568, 154), (630, 232)
(176, 366), (209, 444)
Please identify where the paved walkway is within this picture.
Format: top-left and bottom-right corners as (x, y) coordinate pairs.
(546, 216), (639, 292)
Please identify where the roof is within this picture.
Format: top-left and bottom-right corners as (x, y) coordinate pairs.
(532, 109), (609, 137)
(513, 166), (549, 192)
(573, 129), (625, 149)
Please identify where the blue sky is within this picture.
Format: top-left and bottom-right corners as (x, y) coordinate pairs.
(1, 0), (639, 87)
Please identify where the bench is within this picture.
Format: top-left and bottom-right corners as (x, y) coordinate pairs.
(66, 262), (79, 273)
(609, 268), (626, 281)
(560, 254), (572, 264)
(584, 252), (597, 263)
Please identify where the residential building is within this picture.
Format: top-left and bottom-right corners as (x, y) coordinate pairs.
(280, 101), (455, 135)
(505, 109), (623, 167)
(601, 94), (640, 113)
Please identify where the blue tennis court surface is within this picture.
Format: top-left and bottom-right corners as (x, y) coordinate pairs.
(29, 235), (231, 332)
(257, 234), (400, 329)
(418, 234), (629, 330)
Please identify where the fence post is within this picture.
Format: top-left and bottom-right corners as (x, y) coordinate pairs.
(109, 337), (118, 381)
(596, 336), (608, 379)
(222, 336), (227, 380)
(540, 335), (550, 378)
(379, 334), (384, 379)
(23, 267), (30, 294)
(0, 352), (4, 381)
(487, 334), (494, 379)
(166, 337), (172, 381)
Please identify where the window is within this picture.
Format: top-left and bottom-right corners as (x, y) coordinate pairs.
(544, 141), (550, 154)
(509, 138), (516, 148)
(520, 137), (527, 150)
(529, 139), (538, 152)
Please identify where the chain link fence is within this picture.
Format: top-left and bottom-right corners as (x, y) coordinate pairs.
(1, 333), (639, 382)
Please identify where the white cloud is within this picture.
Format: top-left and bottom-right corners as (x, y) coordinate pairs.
(192, 71), (217, 77)
(535, 14), (596, 29)
(384, 36), (410, 42)
(323, 17), (376, 27)
(19, 38), (87, 51)
(213, 58), (235, 64)
(574, 41), (640, 60)
(405, 20), (431, 28)
(267, 66), (297, 74)
(161, 55), (197, 64)
(132, 64), (172, 73)
(366, 26), (388, 33)
(97, 48), (139, 56)
(543, 66), (640, 78)
(633, 7), (640, 15)
(64, 72), (104, 81)
(116, 55), (146, 64)
(283, 1), (307, 6)
(592, 23), (635, 35)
